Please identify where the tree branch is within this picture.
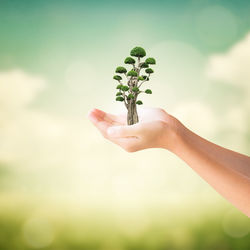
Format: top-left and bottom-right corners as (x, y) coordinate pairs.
(138, 80), (147, 88)
(122, 90), (128, 108)
(124, 73), (129, 81)
(138, 90), (144, 94)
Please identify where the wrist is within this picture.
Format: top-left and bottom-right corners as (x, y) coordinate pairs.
(161, 116), (187, 154)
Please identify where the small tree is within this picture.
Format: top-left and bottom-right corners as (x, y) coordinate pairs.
(113, 47), (156, 125)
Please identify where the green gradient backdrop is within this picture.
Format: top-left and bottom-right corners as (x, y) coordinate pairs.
(0, 0), (250, 249)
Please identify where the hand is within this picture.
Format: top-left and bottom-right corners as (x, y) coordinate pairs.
(88, 107), (181, 152)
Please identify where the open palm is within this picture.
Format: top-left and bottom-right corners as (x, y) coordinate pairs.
(88, 107), (177, 152)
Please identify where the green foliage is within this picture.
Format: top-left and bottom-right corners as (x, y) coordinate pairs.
(145, 89), (152, 94)
(115, 66), (127, 74)
(124, 57), (136, 64)
(116, 96), (124, 102)
(145, 68), (154, 74)
(113, 75), (122, 81)
(142, 75), (149, 81)
(140, 62), (149, 68)
(121, 85), (129, 91)
(145, 57), (156, 64)
(0, 205), (249, 250)
(114, 47), (155, 109)
(132, 87), (139, 92)
(127, 70), (138, 77)
(130, 47), (146, 58)
(127, 94), (135, 100)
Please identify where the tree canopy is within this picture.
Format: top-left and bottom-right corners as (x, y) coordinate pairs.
(127, 94), (135, 100)
(124, 57), (136, 64)
(145, 89), (152, 94)
(121, 85), (129, 91)
(127, 70), (138, 77)
(113, 46), (156, 112)
(115, 66), (127, 74)
(140, 62), (149, 68)
(116, 96), (124, 102)
(145, 68), (154, 74)
(116, 84), (122, 89)
(113, 75), (122, 81)
(132, 87), (139, 92)
(145, 57), (156, 64)
(130, 47), (146, 58)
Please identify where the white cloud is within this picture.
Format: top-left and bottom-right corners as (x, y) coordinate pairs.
(172, 101), (217, 138)
(0, 69), (45, 113)
(206, 33), (250, 91)
(205, 33), (250, 153)
(0, 69), (91, 168)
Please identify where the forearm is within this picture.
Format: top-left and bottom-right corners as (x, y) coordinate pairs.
(180, 127), (250, 178)
(165, 121), (250, 217)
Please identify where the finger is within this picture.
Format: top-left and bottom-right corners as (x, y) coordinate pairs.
(88, 108), (125, 125)
(88, 111), (111, 138)
(87, 108), (106, 122)
(105, 112), (127, 124)
(107, 123), (142, 138)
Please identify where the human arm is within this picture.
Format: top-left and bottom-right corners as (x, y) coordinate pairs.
(88, 107), (250, 217)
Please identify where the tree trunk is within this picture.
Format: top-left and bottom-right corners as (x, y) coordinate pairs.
(127, 99), (139, 125)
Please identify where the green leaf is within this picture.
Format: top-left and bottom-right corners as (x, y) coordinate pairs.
(113, 75), (122, 81)
(137, 76), (144, 81)
(145, 57), (156, 64)
(124, 57), (136, 64)
(132, 87), (139, 92)
(136, 100), (143, 105)
(130, 47), (146, 58)
(121, 85), (129, 91)
(116, 92), (122, 96)
(116, 84), (122, 90)
(145, 89), (152, 94)
(145, 68), (154, 74)
(140, 62), (149, 68)
(115, 66), (127, 74)
(127, 70), (138, 77)
(127, 94), (135, 99)
(116, 96), (124, 102)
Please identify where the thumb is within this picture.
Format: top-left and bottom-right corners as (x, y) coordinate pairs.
(107, 123), (141, 138)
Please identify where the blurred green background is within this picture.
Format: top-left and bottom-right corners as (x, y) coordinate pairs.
(0, 0), (250, 249)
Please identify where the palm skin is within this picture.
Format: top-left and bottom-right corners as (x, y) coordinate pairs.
(88, 107), (180, 152)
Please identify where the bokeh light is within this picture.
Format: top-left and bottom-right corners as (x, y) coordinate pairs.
(222, 208), (250, 238)
(0, 0), (250, 249)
